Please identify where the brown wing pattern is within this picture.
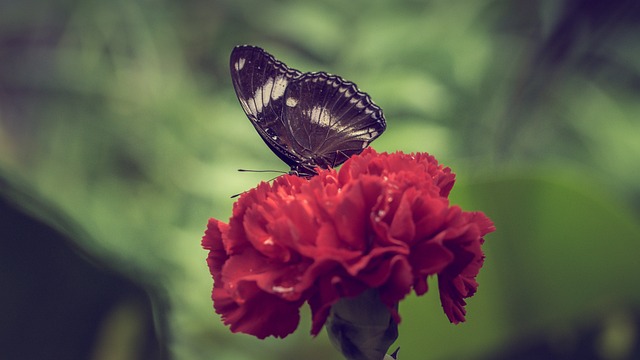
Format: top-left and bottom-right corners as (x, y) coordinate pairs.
(230, 45), (386, 177)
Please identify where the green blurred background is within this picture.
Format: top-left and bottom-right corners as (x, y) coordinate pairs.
(1, 0), (639, 359)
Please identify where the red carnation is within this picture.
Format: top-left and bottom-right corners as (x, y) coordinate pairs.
(202, 148), (494, 339)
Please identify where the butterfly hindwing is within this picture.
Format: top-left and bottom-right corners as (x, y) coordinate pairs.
(283, 73), (385, 168)
(230, 45), (386, 177)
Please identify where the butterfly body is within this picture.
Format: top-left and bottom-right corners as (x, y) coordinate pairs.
(230, 45), (386, 177)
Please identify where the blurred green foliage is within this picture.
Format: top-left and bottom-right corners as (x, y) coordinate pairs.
(1, 0), (639, 359)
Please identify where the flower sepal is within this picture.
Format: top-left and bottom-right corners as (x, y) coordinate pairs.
(326, 289), (398, 360)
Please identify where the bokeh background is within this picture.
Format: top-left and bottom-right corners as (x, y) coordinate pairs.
(1, 0), (639, 359)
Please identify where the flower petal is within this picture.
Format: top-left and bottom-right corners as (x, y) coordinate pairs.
(201, 148), (495, 338)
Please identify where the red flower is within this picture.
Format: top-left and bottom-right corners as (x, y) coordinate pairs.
(202, 148), (494, 339)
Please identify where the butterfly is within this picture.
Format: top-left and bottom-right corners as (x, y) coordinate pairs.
(230, 45), (386, 178)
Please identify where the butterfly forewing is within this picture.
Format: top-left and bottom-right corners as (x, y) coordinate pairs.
(230, 45), (386, 177)
(230, 46), (303, 168)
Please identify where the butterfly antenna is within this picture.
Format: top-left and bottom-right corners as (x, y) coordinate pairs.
(230, 169), (288, 198)
(237, 168), (287, 174)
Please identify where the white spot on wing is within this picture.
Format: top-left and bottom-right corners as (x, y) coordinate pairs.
(271, 76), (287, 100)
(253, 83), (265, 113)
(247, 98), (257, 115)
(239, 98), (250, 114)
(235, 58), (246, 71)
(286, 97), (299, 107)
(244, 76), (289, 114)
(348, 128), (378, 139)
(308, 106), (333, 127)
(261, 78), (273, 106)
(299, 103), (381, 143)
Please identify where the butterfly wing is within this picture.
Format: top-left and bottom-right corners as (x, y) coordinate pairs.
(230, 45), (386, 177)
(282, 72), (386, 172)
(230, 45), (304, 169)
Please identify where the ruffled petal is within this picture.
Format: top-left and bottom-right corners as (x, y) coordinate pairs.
(201, 148), (494, 338)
